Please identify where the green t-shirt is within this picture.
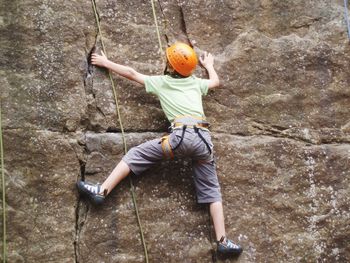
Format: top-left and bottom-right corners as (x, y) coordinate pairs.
(144, 75), (209, 122)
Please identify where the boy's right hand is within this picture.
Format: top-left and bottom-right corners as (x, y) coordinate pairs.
(91, 51), (109, 68)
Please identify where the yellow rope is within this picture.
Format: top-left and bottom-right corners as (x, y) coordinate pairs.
(150, 0), (165, 62)
(90, 1), (148, 262)
(0, 99), (6, 263)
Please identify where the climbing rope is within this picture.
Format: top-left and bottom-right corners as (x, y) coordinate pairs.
(90, 1), (148, 262)
(344, 0), (350, 40)
(0, 101), (6, 263)
(150, 0), (164, 62)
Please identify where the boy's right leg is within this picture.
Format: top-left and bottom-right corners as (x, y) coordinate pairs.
(100, 160), (130, 195)
(77, 160), (130, 205)
(77, 137), (167, 204)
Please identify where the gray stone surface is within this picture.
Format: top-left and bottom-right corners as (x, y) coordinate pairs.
(2, 130), (80, 262)
(1, 0), (349, 262)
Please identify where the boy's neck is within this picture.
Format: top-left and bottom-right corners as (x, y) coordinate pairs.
(165, 69), (187, 79)
(168, 72), (186, 78)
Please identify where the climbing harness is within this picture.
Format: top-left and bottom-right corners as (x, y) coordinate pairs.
(172, 115), (210, 132)
(194, 126), (212, 156)
(0, 101), (6, 263)
(161, 124), (186, 159)
(161, 116), (212, 158)
(161, 135), (175, 159)
(90, 1), (148, 262)
(344, 0), (350, 40)
(172, 115), (210, 130)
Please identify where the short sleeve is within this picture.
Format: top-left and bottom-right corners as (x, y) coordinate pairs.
(197, 78), (210, 96)
(144, 76), (164, 95)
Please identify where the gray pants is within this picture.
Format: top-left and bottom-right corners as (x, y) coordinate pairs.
(123, 128), (222, 203)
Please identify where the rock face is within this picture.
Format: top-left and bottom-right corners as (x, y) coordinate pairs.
(1, 0), (349, 262)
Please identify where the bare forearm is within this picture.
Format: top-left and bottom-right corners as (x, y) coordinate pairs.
(104, 60), (137, 80)
(200, 52), (220, 89)
(205, 65), (220, 88)
(91, 52), (146, 85)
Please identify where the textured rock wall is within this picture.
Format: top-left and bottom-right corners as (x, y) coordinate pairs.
(1, 0), (349, 262)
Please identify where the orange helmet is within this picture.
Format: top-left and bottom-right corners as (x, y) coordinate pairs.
(166, 42), (198, 77)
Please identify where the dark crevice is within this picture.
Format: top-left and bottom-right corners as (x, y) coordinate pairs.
(84, 44), (96, 96)
(212, 129), (350, 146)
(270, 125), (288, 131)
(83, 1), (99, 112)
(252, 119), (288, 131)
(252, 123), (284, 135)
(73, 139), (86, 262)
(178, 5), (191, 46)
(75, 201), (90, 260)
(74, 199), (90, 263)
(252, 120), (288, 135)
(106, 127), (120, 133)
(2, 127), (64, 133)
(75, 5), (100, 257)
(87, 46), (96, 77)
(83, 26), (97, 86)
(157, 0), (170, 45)
(79, 159), (86, 181)
(250, 122), (318, 144)
(79, 118), (105, 133)
(105, 127), (168, 133)
(96, 105), (106, 118)
(74, 198), (81, 263)
(233, 132), (251, 137)
(157, 0), (171, 75)
(74, 147), (88, 263)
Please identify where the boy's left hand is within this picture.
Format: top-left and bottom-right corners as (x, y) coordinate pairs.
(200, 51), (215, 69)
(91, 51), (109, 67)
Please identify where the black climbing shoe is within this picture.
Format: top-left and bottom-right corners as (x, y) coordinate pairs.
(217, 236), (243, 258)
(76, 180), (106, 205)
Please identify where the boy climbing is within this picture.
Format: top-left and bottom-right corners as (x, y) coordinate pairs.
(77, 42), (243, 258)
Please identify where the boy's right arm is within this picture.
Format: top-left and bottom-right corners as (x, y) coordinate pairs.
(91, 51), (147, 85)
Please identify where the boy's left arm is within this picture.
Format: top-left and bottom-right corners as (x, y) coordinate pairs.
(200, 52), (220, 89)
